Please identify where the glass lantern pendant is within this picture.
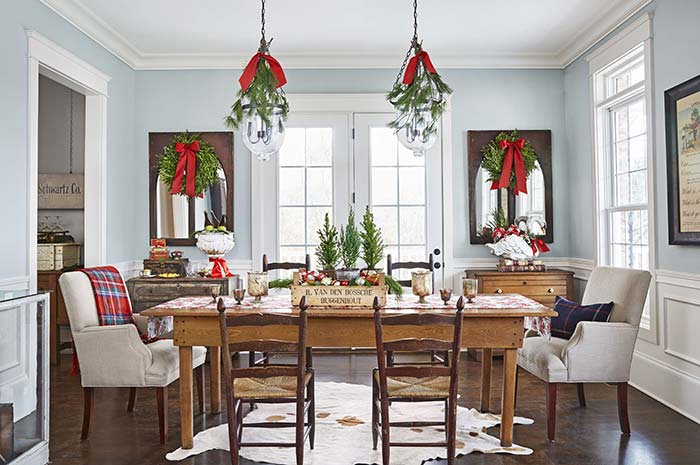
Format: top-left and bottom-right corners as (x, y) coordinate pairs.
(387, 0), (452, 157)
(242, 100), (286, 161)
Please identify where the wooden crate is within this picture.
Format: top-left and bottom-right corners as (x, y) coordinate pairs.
(290, 272), (387, 307)
(37, 243), (81, 271)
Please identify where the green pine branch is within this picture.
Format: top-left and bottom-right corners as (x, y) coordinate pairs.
(339, 207), (361, 269)
(360, 206), (385, 270)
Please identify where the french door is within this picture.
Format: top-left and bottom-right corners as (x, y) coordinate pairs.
(256, 110), (444, 286)
(353, 113), (444, 285)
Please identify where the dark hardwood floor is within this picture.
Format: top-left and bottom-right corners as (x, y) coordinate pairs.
(50, 352), (700, 465)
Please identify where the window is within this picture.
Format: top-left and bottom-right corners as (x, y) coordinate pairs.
(590, 14), (654, 333)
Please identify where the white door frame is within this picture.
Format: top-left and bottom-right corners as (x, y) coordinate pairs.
(26, 31), (110, 291)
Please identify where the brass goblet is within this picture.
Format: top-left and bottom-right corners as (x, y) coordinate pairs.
(233, 288), (246, 305)
(210, 284), (221, 304)
(439, 288), (453, 305)
(411, 270), (433, 304)
(462, 278), (478, 304)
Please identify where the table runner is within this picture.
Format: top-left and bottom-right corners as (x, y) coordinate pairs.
(145, 292), (552, 340)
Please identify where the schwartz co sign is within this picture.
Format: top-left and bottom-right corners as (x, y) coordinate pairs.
(38, 174), (84, 209)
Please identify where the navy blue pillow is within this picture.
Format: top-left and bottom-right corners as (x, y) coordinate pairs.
(551, 296), (614, 340)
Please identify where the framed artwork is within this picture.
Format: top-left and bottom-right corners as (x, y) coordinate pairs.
(665, 73), (700, 245)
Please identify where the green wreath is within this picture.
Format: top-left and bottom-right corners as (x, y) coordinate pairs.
(157, 132), (221, 197)
(480, 131), (538, 190)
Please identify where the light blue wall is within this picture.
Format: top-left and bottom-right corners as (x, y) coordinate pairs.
(135, 68), (568, 262)
(564, 0), (700, 272)
(0, 0), (137, 280)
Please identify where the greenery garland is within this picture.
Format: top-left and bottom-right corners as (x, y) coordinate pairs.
(224, 57), (289, 130)
(480, 131), (538, 191)
(387, 54), (452, 141)
(157, 132), (221, 197)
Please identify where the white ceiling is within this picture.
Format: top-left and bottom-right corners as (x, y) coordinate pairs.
(40, 0), (651, 69)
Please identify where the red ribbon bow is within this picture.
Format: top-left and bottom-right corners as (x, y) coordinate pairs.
(239, 52), (287, 92)
(209, 257), (234, 278)
(530, 238), (550, 256)
(402, 50), (438, 85)
(171, 141), (200, 197)
(490, 138), (528, 195)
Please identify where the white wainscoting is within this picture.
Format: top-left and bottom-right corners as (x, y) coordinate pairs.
(0, 275), (31, 291)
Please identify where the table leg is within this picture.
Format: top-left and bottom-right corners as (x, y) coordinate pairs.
(480, 348), (493, 412)
(179, 346), (194, 449)
(209, 346), (221, 414)
(501, 348), (517, 447)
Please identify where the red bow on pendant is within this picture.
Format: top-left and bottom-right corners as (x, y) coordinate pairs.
(402, 50), (438, 85)
(171, 141), (200, 197)
(530, 238), (550, 256)
(239, 52), (287, 92)
(491, 138), (528, 195)
(209, 257), (234, 278)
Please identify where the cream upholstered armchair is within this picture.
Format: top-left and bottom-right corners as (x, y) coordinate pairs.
(516, 266), (652, 441)
(59, 271), (207, 443)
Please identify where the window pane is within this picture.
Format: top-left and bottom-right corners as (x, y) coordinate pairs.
(279, 246), (306, 264)
(307, 128), (332, 166)
(628, 100), (646, 137)
(372, 167), (398, 205)
(398, 144), (425, 166)
(371, 128), (398, 166)
(614, 141), (629, 174)
(279, 207), (305, 245)
(373, 206), (398, 244)
(614, 106), (629, 141)
(279, 167), (305, 206)
(279, 128), (305, 166)
(615, 74), (630, 94)
(611, 211), (629, 244)
(398, 167), (425, 205)
(399, 206), (426, 244)
(307, 167), (332, 205)
(615, 174), (630, 206)
(630, 170), (647, 204)
(629, 135), (646, 171)
(400, 245), (427, 263)
(307, 207), (331, 246)
(630, 62), (645, 87)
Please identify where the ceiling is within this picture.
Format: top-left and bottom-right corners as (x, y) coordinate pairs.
(40, 0), (651, 69)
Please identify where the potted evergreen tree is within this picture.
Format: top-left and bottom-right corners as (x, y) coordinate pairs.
(336, 207), (362, 281)
(315, 213), (340, 277)
(360, 206), (385, 271)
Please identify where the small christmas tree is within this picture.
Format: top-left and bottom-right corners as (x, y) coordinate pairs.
(315, 213), (340, 270)
(360, 206), (385, 270)
(339, 207), (361, 269)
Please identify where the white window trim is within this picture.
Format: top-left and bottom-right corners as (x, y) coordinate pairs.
(588, 13), (658, 343)
(251, 93), (453, 283)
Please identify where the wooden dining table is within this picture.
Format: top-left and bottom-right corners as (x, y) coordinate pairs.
(141, 293), (556, 450)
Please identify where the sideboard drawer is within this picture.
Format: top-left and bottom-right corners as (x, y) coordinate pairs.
(480, 280), (568, 298)
(466, 269), (574, 305)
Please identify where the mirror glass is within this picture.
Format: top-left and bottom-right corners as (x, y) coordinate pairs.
(474, 166), (500, 235)
(514, 160), (546, 235)
(195, 166), (227, 230)
(155, 164), (227, 239)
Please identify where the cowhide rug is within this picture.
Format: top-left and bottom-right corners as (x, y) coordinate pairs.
(167, 381), (533, 464)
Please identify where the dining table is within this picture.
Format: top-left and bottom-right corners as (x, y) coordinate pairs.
(140, 292), (556, 449)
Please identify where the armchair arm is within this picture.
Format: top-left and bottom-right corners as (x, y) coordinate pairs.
(73, 325), (153, 387)
(561, 321), (639, 383)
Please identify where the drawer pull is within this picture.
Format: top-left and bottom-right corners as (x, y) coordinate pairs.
(495, 288), (503, 294)
(522, 281), (528, 285)
(547, 288), (554, 294)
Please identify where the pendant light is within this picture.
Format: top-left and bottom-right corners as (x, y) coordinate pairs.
(225, 0), (289, 161)
(388, 0), (452, 157)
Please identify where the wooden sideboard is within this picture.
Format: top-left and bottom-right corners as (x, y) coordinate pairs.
(466, 268), (574, 306)
(126, 276), (233, 313)
(37, 270), (72, 365)
(465, 268), (573, 362)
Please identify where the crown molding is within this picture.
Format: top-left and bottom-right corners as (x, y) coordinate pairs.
(557, 0), (652, 67)
(41, 0), (651, 70)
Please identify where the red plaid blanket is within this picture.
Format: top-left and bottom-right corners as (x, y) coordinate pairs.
(72, 266), (152, 375)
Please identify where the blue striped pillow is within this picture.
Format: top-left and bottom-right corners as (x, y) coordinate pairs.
(551, 296), (614, 340)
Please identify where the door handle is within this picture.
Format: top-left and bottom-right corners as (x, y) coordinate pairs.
(433, 248), (441, 256)
(434, 262), (441, 269)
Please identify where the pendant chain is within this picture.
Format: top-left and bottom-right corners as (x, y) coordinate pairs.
(258, 0), (272, 53)
(393, 0), (421, 88)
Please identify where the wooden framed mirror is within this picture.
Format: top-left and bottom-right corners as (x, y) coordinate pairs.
(149, 131), (234, 246)
(467, 130), (553, 244)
